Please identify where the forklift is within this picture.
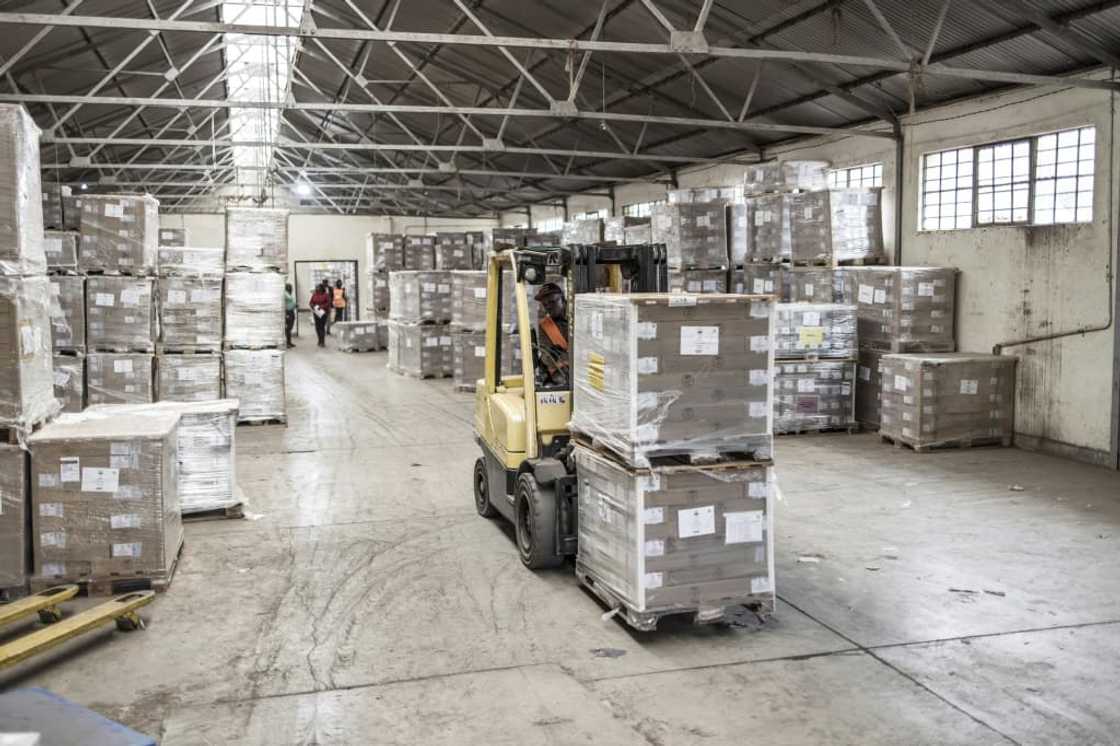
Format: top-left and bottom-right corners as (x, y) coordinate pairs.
(472, 243), (668, 569)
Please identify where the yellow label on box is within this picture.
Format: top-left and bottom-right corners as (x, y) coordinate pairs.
(799, 326), (825, 348)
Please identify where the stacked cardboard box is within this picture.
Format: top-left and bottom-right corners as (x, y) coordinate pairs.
(156, 245), (223, 404)
(0, 445), (28, 591)
(604, 216), (649, 244)
(79, 195), (158, 275)
(451, 331), (521, 391)
(44, 230), (79, 274)
(49, 275), (86, 353)
(225, 208), (288, 272)
(224, 349), (286, 423)
(435, 233), (473, 270)
(42, 182), (65, 230)
(465, 231), (487, 269)
(62, 191), (81, 231)
(0, 258), (59, 435)
(485, 228), (533, 253)
(158, 228), (188, 248)
(879, 353), (1016, 450)
(742, 160), (829, 194)
(334, 321), (383, 352)
(652, 202), (729, 294)
(157, 246), (224, 276)
(773, 303), (857, 360)
(837, 266), (957, 353)
(404, 235), (436, 270)
(856, 349), (884, 429)
(449, 270), (520, 390)
(750, 189), (885, 266)
(623, 223), (652, 244)
(158, 276), (223, 351)
(223, 272), (284, 349)
(0, 106), (47, 279)
(156, 355), (222, 402)
(772, 303), (857, 433)
(562, 218), (604, 246)
(53, 354), (84, 413)
(668, 268), (727, 294)
(387, 270), (453, 378)
(365, 233), (404, 319)
(387, 324), (452, 378)
(86, 352), (155, 406)
(667, 186), (744, 204)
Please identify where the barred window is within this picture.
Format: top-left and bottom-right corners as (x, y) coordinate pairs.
(1034, 126), (1094, 225)
(828, 162), (883, 188)
(921, 147), (974, 231)
(622, 200), (665, 218)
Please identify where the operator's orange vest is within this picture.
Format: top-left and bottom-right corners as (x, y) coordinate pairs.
(332, 287), (346, 308)
(540, 316), (568, 350)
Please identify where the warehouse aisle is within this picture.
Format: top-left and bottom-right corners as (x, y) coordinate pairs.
(3, 344), (1119, 745)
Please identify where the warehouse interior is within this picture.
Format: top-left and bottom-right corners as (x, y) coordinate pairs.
(0, 1), (1119, 744)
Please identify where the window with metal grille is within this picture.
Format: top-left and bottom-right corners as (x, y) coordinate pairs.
(1034, 126), (1095, 225)
(921, 147), (975, 231)
(976, 139), (1031, 225)
(827, 163), (883, 189)
(535, 216), (564, 233)
(576, 208), (609, 221)
(622, 200), (666, 218)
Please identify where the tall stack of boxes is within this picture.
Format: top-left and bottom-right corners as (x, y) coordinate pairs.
(772, 303), (858, 433)
(435, 232), (473, 270)
(223, 208), (288, 424)
(156, 237), (224, 403)
(47, 231), (85, 412)
(365, 233), (404, 322)
(387, 270), (453, 378)
(569, 293), (776, 627)
(652, 201), (729, 293)
(449, 270), (519, 391)
(604, 216), (649, 244)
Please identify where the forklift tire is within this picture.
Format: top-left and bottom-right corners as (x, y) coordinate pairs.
(473, 458), (498, 518)
(515, 473), (563, 570)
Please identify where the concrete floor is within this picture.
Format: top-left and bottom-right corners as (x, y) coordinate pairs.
(3, 342), (1120, 745)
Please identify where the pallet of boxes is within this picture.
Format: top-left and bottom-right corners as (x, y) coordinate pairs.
(387, 237), (453, 378)
(363, 232), (403, 347)
(157, 235), (225, 403)
(654, 189), (733, 295)
(569, 291), (776, 630)
(772, 303), (859, 434)
(449, 267), (520, 392)
(223, 208), (288, 425)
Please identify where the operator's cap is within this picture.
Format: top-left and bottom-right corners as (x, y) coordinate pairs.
(534, 282), (564, 301)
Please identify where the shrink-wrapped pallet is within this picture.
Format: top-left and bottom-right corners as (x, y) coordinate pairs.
(785, 267), (839, 303)
(0, 444), (27, 589)
(44, 230), (79, 273)
(855, 348), (884, 429)
(87, 353), (155, 405)
(0, 105), (46, 276)
(773, 303), (857, 360)
(389, 270), (453, 323)
(728, 202), (751, 266)
(387, 322), (452, 378)
(53, 354), (85, 413)
(223, 271), (284, 349)
(562, 219), (603, 246)
(158, 228), (187, 247)
(223, 349), (285, 423)
(742, 160), (829, 195)
(49, 275), (86, 352)
(667, 186), (744, 204)
(486, 228), (531, 252)
(750, 193), (787, 264)
(434, 233), (473, 270)
(451, 270), (488, 331)
(225, 208), (288, 272)
(334, 321), (383, 352)
(29, 408), (183, 587)
(605, 216), (648, 244)
(159, 275), (222, 351)
(623, 223), (652, 244)
(156, 354), (222, 402)
(773, 360), (856, 433)
(85, 276), (156, 352)
(62, 193), (81, 231)
(733, 264), (784, 298)
(451, 330), (522, 390)
(157, 246), (224, 276)
(837, 267), (957, 352)
(669, 268), (727, 294)
(366, 233), (404, 273)
(751, 192), (831, 264)
(42, 182), (65, 230)
(574, 446), (774, 619)
(527, 231), (561, 247)
(0, 276), (59, 430)
(79, 194), (158, 274)
(571, 294), (774, 467)
(367, 272), (391, 318)
(879, 353), (1016, 450)
(403, 235), (435, 270)
(829, 188), (884, 263)
(651, 202), (728, 269)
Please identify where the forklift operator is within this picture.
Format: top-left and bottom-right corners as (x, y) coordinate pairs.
(534, 282), (569, 386)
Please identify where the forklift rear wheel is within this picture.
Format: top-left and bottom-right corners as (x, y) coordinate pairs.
(473, 458), (498, 518)
(515, 473), (563, 569)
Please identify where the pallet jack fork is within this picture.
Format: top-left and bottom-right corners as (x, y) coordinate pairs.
(0, 585), (155, 671)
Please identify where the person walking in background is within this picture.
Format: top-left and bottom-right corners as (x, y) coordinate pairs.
(310, 282), (332, 348)
(332, 279), (348, 324)
(284, 283), (297, 348)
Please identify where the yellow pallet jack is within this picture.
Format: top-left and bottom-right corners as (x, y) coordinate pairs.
(0, 585), (155, 671)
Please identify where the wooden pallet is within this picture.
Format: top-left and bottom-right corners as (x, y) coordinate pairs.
(880, 433), (1012, 453)
(452, 383), (477, 393)
(338, 346), (383, 353)
(776, 424), (860, 436)
(81, 269), (155, 277)
(223, 344), (283, 352)
(53, 348), (84, 358)
(863, 339), (957, 354)
(89, 346), (155, 355)
(387, 366), (451, 380)
(157, 346), (222, 355)
(183, 502), (244, 523)
(2, 414), (55, 446)
(237, 416), (288, 427)
(29, 537), (184, 597)
(572, 432), (773, 470)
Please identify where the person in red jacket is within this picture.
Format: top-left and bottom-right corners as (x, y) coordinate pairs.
(309, 282), (332, 347)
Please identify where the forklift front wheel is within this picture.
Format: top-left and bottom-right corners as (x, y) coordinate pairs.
(515, 474), (563, 570)
(473, 458), (498, 519)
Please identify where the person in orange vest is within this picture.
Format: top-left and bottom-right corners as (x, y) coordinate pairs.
(534, 282), (569, 386)
(332, 279), (348, 324)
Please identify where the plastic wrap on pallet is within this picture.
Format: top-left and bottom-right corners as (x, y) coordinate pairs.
(786, 191), (832, 265)
(856, 348), (884, 429)
(53, 354), (85, 413)
(223, 271), (284, 349)
(451, 270), (516, 331)
(387, 321), (452, 378)
(829, 188), (885, 263)
(225, 208), (288, 272)
(156, 354), (222, 402)
(528, 231), (561, 247)
(667, 185), (744, 204)
(571, 293), (774, 468)
(0, 444), (28, 589)
(574, 445), (774, 615)
(367, 272), (391, 318)
(786, 267), (840, 303)
(669, 268), (727, 294)
(86, 353), (155, 405)
(773, 303), (857, 359)
(623, 223), (652, 244)
(451, 330), (522, 390)
(157, 246), (224, 276)
(389, 270), (453, 323)
(0, 276), (60, 430)
(62, 193), (81, 232)
(651, 202), (728, 270)
(434, 233), (473, 270)
(334, 321), (383, 352)
(223, 349), (285, 422)
(158, 276), (222, 350)
(742, 160), (829, 195)
(562, 219), (604, 246)
(749, 193), (788, 263)
(44, 230), (79, 273)
(604, 216), (648, 244)
(880, 353), (1016, 449)
(403, 235), (435, 270)
(485, 228), (531, 252)
(773, 360), (856, 433)
(837, 266), (957, 352)
(85, 276), (156, 352)
(0, 105), (46, 276)
(49, 275), (85, 352)
(29, 408), (183, 585)
(727, 201), (751, 266)
(158, 228), (187, 247)
(79, 194), (158, 274)
(733, 264), (785, 298)
(42, 182), (65, 230)
(366, 233), (404, 273)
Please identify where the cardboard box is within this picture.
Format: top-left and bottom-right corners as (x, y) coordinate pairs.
(367, 272), (391, 319)
(366, 233), (404, 273)
(879, 353), (1016, 449)
(62, 193), (81, 232)
(605, 216), (649, 244)
(829, 188), (884, 263)
(623, 223), (652, 244)
(773, 360), (856, 433)
(223, 349), (285, 422)
(837, 266), (957, 352)
(728, 202), (751, 266)
(733, 264), (785, 298)
(29, 408), (183, 585)
(85, 276), (156, 352)
(751, 190), (884, 265)
(571, 293), (774, 467)
(79, 194), (158, 275)
(742, 160), (828, 195)
(0, 105), (46, 277)
(485, 228), (531, 252)
(334, 321), (383, 352)
(158, 228), (187, 247)
(53, 354), (84, 413)
(403, 235), (435, 270)
(855, 348), (884, 429)
(667, 186), (744, 204)
(42, 182), (65, 231)
(389, 270), (453, 323)
(223, 271), (284, 349)
(87, 352), (155, 405)
(0, 276), (60, 429)
(434, 233), (473, 270)
(451, 330), (521, 390)
(0, 444), (28, 589)
(49, 275), (86, 353)
(44, 230), (79, 274)
(157, 246), (224, 276)
(562, 219), (604, 246)
(651, 202), (729, 270)
(669, 268), (728, 294)
(773, 303), (857, 360)
(785, 267), (840, 303)
(159, 275), (223, 350)
(574, 446), (774, 614)
(451, 270), (488, 331)
(387, 321), (452, 378)
(156, 354), (222, 402)
(225, 208), (288, 272)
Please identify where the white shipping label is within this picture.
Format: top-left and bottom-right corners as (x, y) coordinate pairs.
(859, 366), (871, 381)
(177, 368), (195, 382)
(917, 282), (935, 297)
(668, 295), (696, 307)
(749, 401), (768, 418)
(960, 379), (979, 395)
(60, 457), (80, 483)
(874, 289), (887, 305)
(801, 311), (821, 326)
(702, 280), (719, 292)
(104, 204), (123, 218)
(113, 359), (134, 374)
(636, 322), (658, 340)
(725, 510), (765, 544)
(752, 279), (767, 294)
(422, 283), (436, 293)
(110, 514), (141, 529)
(748, 480), (769, 498)
(637, 357), (659, 375)
(42, 562), (66, 577)
(803, 207), (814, 220)
(749, 369), (769, 386)
(696, 214), (710, 228)
(590, 312), (604, 339)
(472, 287), (486, 299)
(95, 293), (115, 307)
(858, 284), (874, 304)
(474, 345), (486, 358)
(81, 467), (119, 493)
(167, 290), (187, 305)
(39, 503), (64, 518)
(680, 326), (719, 356)
(642, 507), (665, 524)
(754, 211), (765, 226)
(641, 474), (661, 493)
(749, 335), (770, 352)
(797, 378), (816, 393)
(750, 302), (771, 319)
(678, 505), (716, 538)
(894, 375), (909, 391)
(111, 542), (143, 558)
(440, 336), (451, 346)
(643, 572), (664, 589)
(423, 337), (439, 347)
(803, 283), (815, 297)
(19, 327), (36, 354)
(644, 539), (666, 557)
(120, 288), (142, 306)
(751, 576), (773, 594)
(38, 474), (59, 488)
(637, 391), (659, 411)
(438, 284), (450, 294)
(41, 531), (66, 548)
